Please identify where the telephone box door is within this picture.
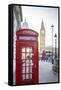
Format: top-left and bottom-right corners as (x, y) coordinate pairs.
(16, 41), (38, 85)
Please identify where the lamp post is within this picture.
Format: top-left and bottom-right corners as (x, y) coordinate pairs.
(54, 34), (58, 72)
(54, 34), (57, 60)
(51, 24), (54, 64)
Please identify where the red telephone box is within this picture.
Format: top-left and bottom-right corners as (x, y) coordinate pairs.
(16, 29), (39, 85)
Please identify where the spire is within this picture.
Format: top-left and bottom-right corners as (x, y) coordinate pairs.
(41, 19), (45, 30)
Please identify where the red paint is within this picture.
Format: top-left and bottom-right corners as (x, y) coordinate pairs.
(16, 29), (39, 85)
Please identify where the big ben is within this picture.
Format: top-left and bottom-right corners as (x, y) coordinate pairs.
(40, 20), (45, 54)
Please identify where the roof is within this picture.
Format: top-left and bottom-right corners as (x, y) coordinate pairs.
(40, 20), (45, 30)
(16, 29), (39, 36)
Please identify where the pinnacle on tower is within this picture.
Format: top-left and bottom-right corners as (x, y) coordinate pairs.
(41, 19), (45, 30)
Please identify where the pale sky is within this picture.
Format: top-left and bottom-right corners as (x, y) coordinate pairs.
(22, 6), (58, 48)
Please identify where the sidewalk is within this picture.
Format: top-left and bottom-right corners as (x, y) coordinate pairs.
(39, 61), (58, 83)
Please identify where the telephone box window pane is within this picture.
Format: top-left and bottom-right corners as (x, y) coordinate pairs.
(22, 53), (25, 59)
(29, 47), (32, 52)
(30, 74), (32, 79)
(22, 74), (25, 80)
(30, 53), (34, 59)
(26, 74), (29, 79)
(30, 67), (32, 73)
(26, 47), (30, 52)
(26, 47), (33, 52)
(30, 60), (33, 66)
(22, 63), (25, 66)
(22, 59), (25, 63)
(26, 59), (30, 66)
(26, 53), (30, 59)
(26, 67), (29, 73)
(22, 67), (25, 73)
(26, 53), (32, 61)
(22, 48), (25, 52)
(32, 48), (34, 53)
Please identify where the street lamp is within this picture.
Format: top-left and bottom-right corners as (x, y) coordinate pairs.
(51, 24), (54, 64)
(54, 34), (57, 60)
(54, 33), (58, 72)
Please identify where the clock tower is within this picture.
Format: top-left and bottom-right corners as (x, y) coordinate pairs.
(40, 20), (45, 54)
